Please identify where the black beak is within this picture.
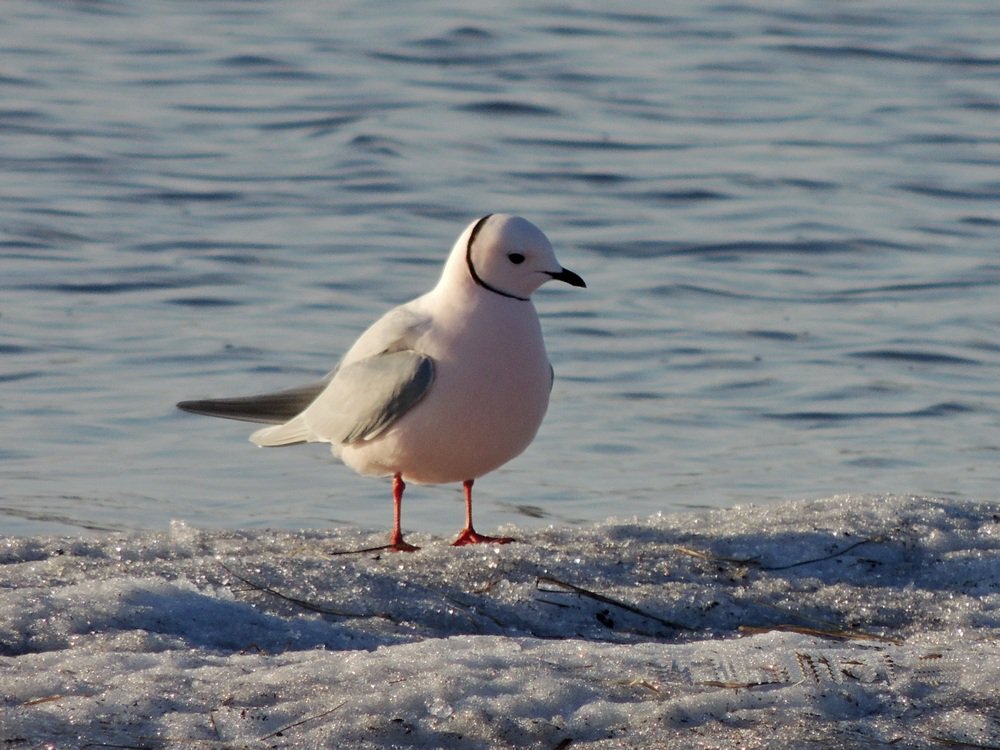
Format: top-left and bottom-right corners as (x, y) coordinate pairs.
(548, 267), (586, 288)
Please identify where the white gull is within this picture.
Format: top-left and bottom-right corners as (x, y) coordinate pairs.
(178, 214), (585, 551)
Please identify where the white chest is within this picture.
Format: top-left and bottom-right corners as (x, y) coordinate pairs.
(340, 298), (553, 484)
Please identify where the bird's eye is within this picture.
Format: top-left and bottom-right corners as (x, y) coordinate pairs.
(507, 253), (525, 265)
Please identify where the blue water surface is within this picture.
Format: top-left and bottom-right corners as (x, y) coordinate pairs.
(1, 0), (998, 537)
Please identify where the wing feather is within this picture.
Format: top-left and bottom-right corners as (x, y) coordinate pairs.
(251, 351), (433, 447)
(178, 300), (434, 448)
(176, 378), (331, 425)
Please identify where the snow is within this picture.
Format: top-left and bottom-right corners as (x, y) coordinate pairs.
(2, 494), (999, 748)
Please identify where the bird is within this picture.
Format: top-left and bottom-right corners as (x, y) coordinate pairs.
(177, 214), (585, 551)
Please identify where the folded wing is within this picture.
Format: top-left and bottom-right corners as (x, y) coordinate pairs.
(250, 350), (434, 447)
(176, 378), (332, 425)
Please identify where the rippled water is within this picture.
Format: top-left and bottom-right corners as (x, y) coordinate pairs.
(2, 1), (998, 537)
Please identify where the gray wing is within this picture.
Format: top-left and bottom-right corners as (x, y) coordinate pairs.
(177, 376), (332, 424)
(250, 350), (434, 446)
(311, 350), (434, 443)
(183, 301), (434, 446)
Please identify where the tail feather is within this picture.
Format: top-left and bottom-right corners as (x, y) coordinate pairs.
(176, 378), (329, 425)
(250, 417), (311, 447)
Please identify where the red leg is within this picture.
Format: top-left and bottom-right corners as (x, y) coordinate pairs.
(389, 473), (419, 552)
(452, 479), (514, 546)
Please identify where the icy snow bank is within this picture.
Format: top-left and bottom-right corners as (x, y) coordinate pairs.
(2, 495), (998, 748)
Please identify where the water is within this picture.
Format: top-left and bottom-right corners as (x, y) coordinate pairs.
(2, 0), (998, 537)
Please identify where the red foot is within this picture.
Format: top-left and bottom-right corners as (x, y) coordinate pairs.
(330, 538), (419, 555)
(389, 531), (420, 553)
(387, 473), (419, 552)
(451, 479), (515, 546)
(389, 539), (420, 553)
(451, 528), (515, 546)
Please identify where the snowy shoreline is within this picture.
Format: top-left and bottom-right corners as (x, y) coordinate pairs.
(2, 494), (999, 748)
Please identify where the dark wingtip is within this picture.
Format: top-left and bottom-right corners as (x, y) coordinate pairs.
(176, 399), (224, 417)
